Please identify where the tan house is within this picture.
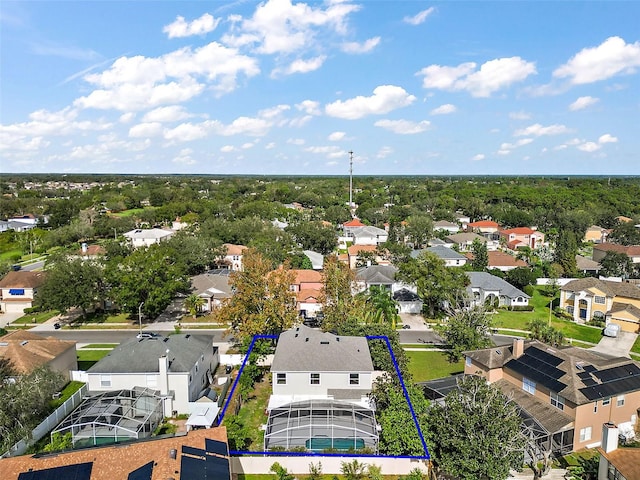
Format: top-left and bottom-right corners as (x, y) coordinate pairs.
(464, 250), (528, 271)
(560, 277), (640, 332)
(499, 227), (545, 250)
(466, 220), (500, 234)
(220, 243), (248, 271)
(465, 339), (640, 455)
(289, 269), (324, 315)
(0, 330), (77, 380)
(583, 225), (610, 244)
(0, 270), (46, 314)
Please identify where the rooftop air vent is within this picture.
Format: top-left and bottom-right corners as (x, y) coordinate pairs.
(20, 340), (28, 346)
(320, 341), (330, 345)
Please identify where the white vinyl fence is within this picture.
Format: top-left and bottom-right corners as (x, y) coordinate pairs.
(2, 383), (87, 458)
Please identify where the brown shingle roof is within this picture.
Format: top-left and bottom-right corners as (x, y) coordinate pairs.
(608, 301), (640, 319)
(223, 243), (247, 255)
(598, 447), (640, 479)
(0, 271), (46, 289)
(0, 331), (75, 374)
(0, 427), (228, 480)
(562, 277), (640, 300)
(594, 243), (640, 256)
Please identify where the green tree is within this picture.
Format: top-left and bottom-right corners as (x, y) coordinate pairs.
(527, 318), (564, 346)
(436, 306), (493, 362)
(554, 231), (578, 277)
(471, 238), (488, 271)
(184, 293), (205, 318)
(306, 462), (323, 480)
(108, 244), (188, 318)
(365, 286), (399, 329)
(224, 415), (250, 451)
(505, 266), (536, 290)
(405, 214), (433, 249)
(600, 251), (634, 278)
(427, 375), (525, 480)
(319, 256), (364, 332)
(216, 249), (298, 342)
(43, 432), (73, 452)
(608, 220), (640, 246)
(270, 462), (295, 480)
(285, 221), (337, 255)
(340, 459), (367, 480)
(397, 251), (469, 317)
(38, 255), (105, 319)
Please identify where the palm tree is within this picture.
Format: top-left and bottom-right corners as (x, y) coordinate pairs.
(366, 285), (400, 329)
(184, 294), (205, 318)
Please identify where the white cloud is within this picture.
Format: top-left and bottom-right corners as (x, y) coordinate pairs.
(509, 111), (531, 120)
(272, 55), (326, 77)
(471, 154), (485, 161)
(119, 112), (136, 123)
(553, 36), (640, 85)
(287, 138), (305, 145)
(295, 100), (321, 115)
(128, 122), (163, 138)
(173, 148), (196, 165)
(374, 119), (431, 134)
(430, 104), (456, 115)
(598, 133), (618, 144)
(241, 142), (254, 149)
(265, 142), (276, 149)
(163, 13), (220, 38)
(376, 146), (393, 159)
(328, 131), (346, 141)
(569, 96), (599, 111)
(341, 37), (380, 54)
(417, 57), (536, 97)
(305, 145), (342, 155)
(514, 123), (571, 137)
(221, 0), (360, 55)
(498, 138), (534, 155)
(289, 115), (313, 127)
(577, 142), (601, 152)
(142, 105), (192, 123)
(74, 42), (259, 111)
(164, 122), (212, 142)
(403, 7), (435, 26)
(220, 145), (236, 152)
(325, 85), (416, 119)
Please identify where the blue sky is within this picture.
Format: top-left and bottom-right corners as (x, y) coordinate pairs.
(1, 1), (639, 175)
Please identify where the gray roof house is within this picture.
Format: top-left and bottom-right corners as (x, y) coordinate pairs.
(265, 325), (378, 452)
(434, 220), (460, 234)
(349, 225), (389, 246)
(191, 270), (232, 311)
(466, 271), (530, 307)
(355, 264), (398, 290)
(419, 245), (468, 267)
(446, 232), (499, 251)
(87, 334), (218, 416)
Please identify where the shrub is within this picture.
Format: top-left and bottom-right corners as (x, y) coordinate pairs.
(509, 305), (535, 312)
(523, 285), (535, 296)
(23, 306), (42, 314)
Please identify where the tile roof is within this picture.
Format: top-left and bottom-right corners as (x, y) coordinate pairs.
(271, 325), (373, 373)
(0, 270), (46, 289)
(488, 251), (527, 267)
(575, 255), (602, 271)
(223, 243), (247, 255)
(434, 220), (459, 229)
(350, 225), (388, 237)
(87, 334), (214, 374)
(608, 301), (640, 319)
(296, 288), (322, 302)
(343, 219), (365, 227)
(468, 220), (499, 228)
(594, 243), (640, 256)
(190, 272), (232, 297)
(500, 227), (539, 235)
(425, 245), (467, 260)
(446, 232), (487, 244)
(291, 269), (323, 284)
(347, 244), (378, 255)
(0, 427), (228, 480)
(76, 245), (106, 256)
(0, 331), (75, 374)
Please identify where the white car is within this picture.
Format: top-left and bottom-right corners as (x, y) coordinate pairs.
(603, 323), (620, 338)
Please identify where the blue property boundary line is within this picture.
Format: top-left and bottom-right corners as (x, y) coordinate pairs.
(218, 333), (430, 460)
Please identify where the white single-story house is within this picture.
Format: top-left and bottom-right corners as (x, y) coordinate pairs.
(123, 228), (175, 248)
(466, 271), (530, 308)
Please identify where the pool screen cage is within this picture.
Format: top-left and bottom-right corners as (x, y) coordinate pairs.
(52, 387), (164, 448)
(264, 399), (378, 453)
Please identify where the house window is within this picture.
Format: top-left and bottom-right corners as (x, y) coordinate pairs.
(8, 289), (25, 295)
(579, 426), (592, 442)
(465, 356), (472, 367)
(523, 377), (536, 395)
(276, 373), (286, 385)
(146, 375), (157, 388)
(566, 306), (574, 314)
(516, 297), (523, 303)
(616, 395), (625, 407)
(310, 373), (320, 385)
(100, 375), (111, 388)
(594, 296), (606, 304)
(602, 397), (611, 406)
(550, 392), (565, 411)
(350, 373), (359, 385)
(593, 403), (598, 414)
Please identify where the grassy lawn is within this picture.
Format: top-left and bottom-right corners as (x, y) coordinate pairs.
(491, 287), (603, 344)
(406, 350), (463, 382)
(73, 311), (132, 324)
(50, 381), (85, 408)
(77, 349), (111, 370)
(111, 207), (151, 218)
(632, 336), (640, 355)
(12, 310), (58, 325)
(81, 343), (118, 349)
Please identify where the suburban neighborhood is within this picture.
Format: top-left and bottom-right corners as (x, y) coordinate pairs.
(1, 174), (640, 480)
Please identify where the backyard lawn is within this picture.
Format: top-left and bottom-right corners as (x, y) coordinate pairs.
(406, 350), (463, 383)
(77, 348), (112, 370)
(50, 381), (85, 408)
(223, 374), (271, 450)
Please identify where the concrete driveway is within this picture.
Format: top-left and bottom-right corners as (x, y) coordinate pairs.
(590, 330), (637, 358)
(399, 313), (428, 330)
(0, 311), (24, 329)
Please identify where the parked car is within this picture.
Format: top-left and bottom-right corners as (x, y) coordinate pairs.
(402, 324), (411, 329)
(603, 323), (620, 338)
(53, 322), (61, 329)
(11, 264), (21, 271)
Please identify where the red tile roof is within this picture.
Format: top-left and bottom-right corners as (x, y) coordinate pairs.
(343, 219), (365, 227)
(500, 227), (538, 235)
(291, 269), (323, 284)
(296, 289), (322, 302)
(347, 245), (378, 255)
(468, 220), (499, 228)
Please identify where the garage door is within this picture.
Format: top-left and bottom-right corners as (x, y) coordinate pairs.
(611, 318), (640, 334)
(1, 301), (29, 314)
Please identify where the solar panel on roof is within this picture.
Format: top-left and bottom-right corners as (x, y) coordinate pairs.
(583, 364), (597, 373)
(581, 378), (597, 387)
(127, 461), (153, 480)
(181, 455), (206, 479)
(205, 438), (229, 457)
(580, 376), (640, 400)
(182, 445), (205, 457)
(594, 364), (640, 383)
(577, 372), (592, 380)
(18, 462), (93, 480)
(506, 359), (566, 393)
(206, 455), (230, 478)
(525, 346), (564, 366)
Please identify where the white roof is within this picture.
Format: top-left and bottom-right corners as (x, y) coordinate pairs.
(123, 228), (175, 240)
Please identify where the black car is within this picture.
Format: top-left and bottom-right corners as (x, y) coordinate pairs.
(53, 322), (61, 329)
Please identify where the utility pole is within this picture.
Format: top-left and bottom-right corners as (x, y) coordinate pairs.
(138, 302), (145, 335)
(348, 150), (354, 212)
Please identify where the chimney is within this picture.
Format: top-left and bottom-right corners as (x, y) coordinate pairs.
(159, 355), (169, 395)
(513, 338), (525, 359)
(601, 422), (619, 453)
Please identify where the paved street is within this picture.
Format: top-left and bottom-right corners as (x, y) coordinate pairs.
(37, 328), (229, 344)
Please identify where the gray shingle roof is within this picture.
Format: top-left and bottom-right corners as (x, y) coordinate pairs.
(191, 272), (232, 297)
(562, 277), (640, 300)
(351, 226), (387, 238)
(426, 245), (467, 260)
(467, 271), (530, 299)
(271, 325), (373, 373)
(87, 334), (214, 374)
(355, 265), (397, 284)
